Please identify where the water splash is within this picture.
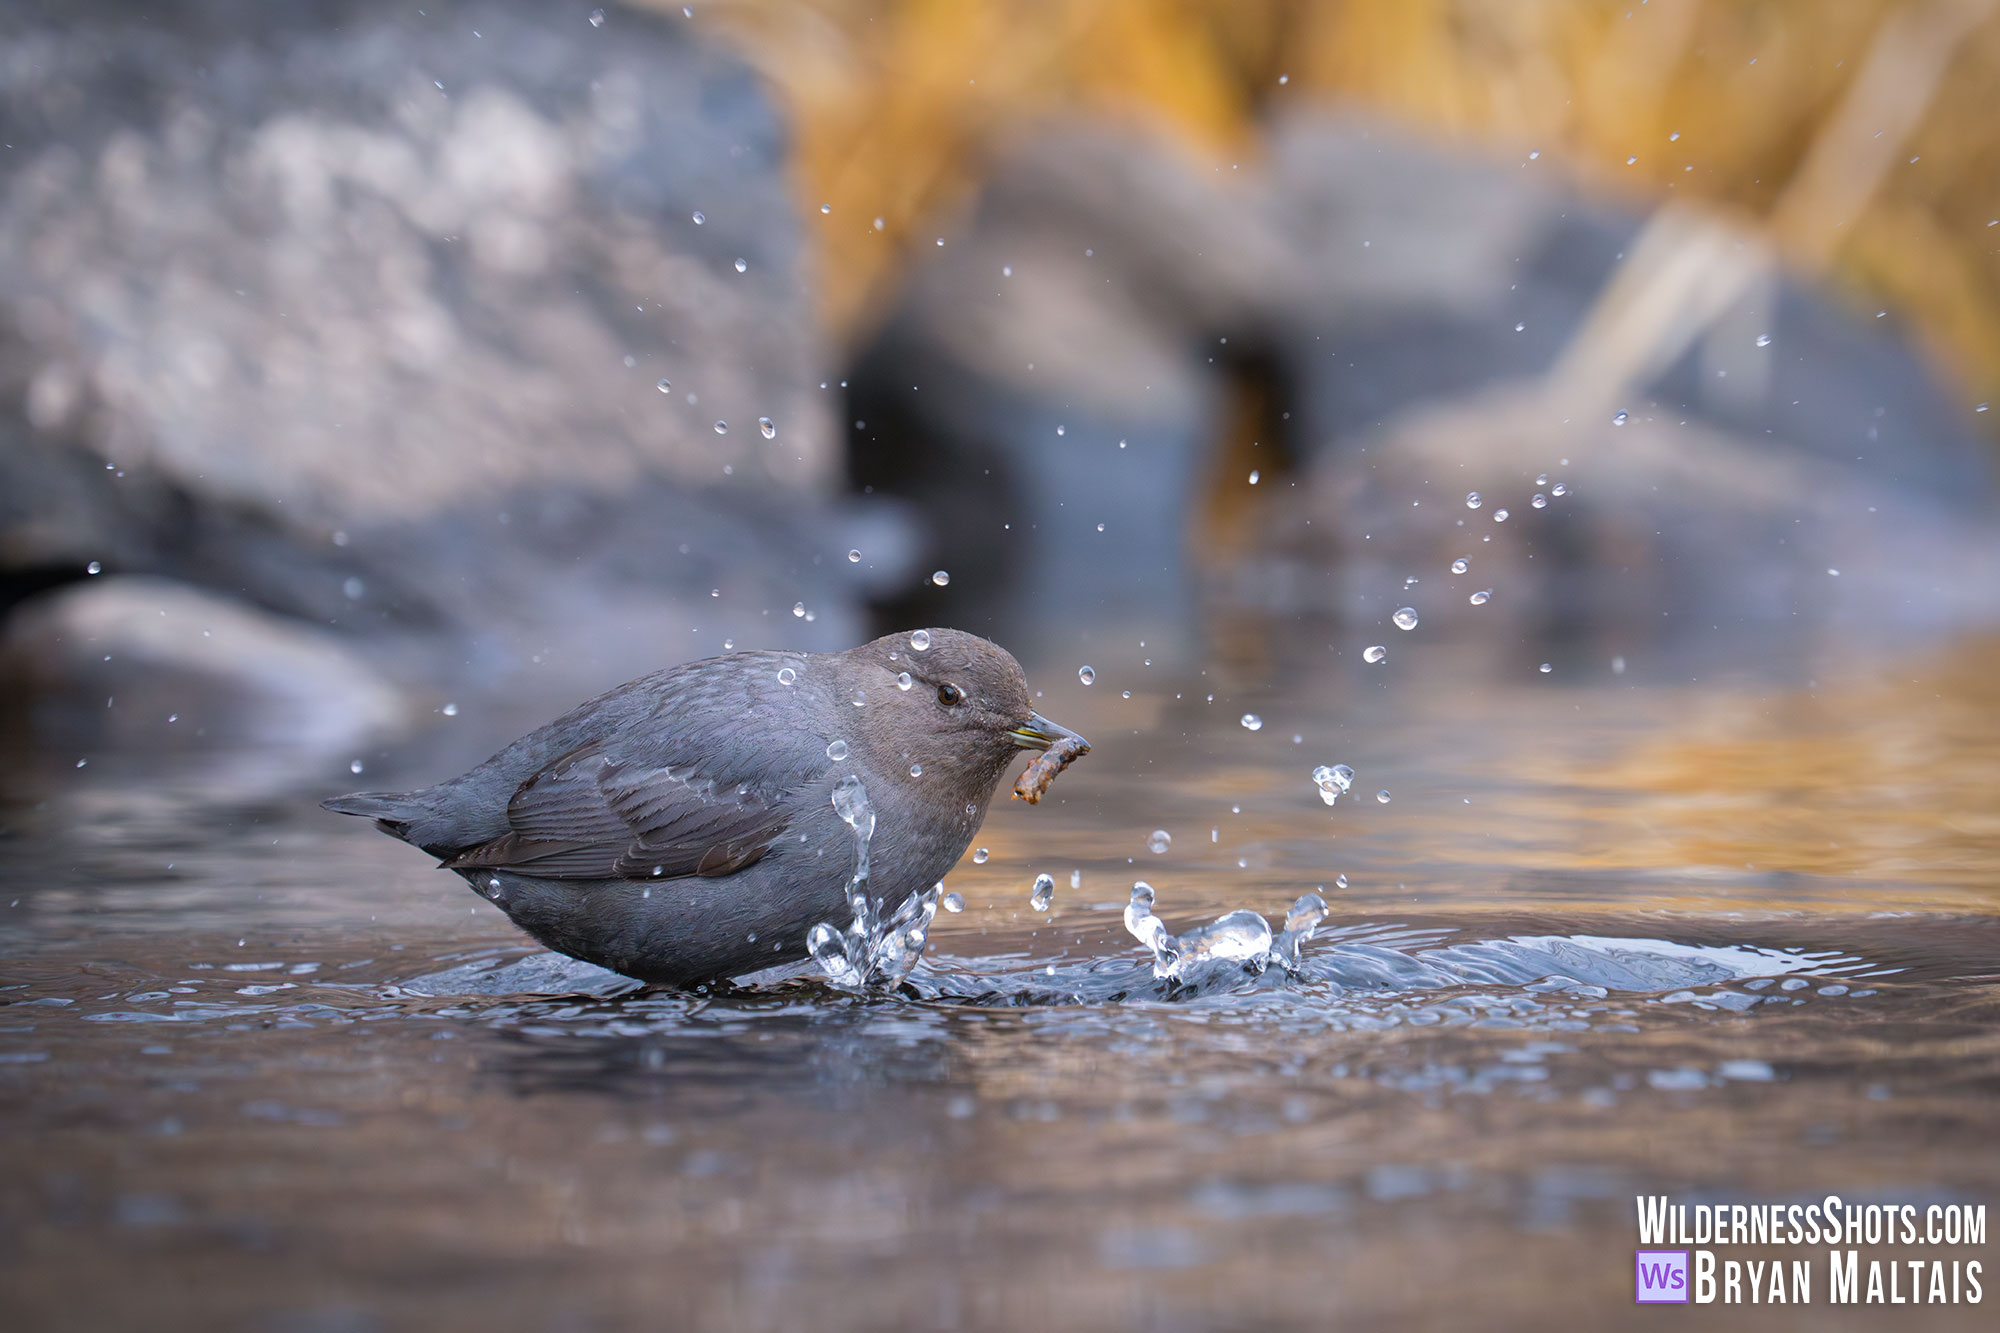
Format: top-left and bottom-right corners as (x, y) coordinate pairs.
(1121, 881), (1325, 985)
(1268, 892), (1329, 972)
(1311, 763), (1355, 806)
(806, 776), (941, 991)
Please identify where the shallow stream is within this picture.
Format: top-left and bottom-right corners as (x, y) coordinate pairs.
(4, 629), (1996, 1328)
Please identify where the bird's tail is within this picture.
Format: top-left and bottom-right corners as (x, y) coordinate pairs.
(321, 789), (427, 833)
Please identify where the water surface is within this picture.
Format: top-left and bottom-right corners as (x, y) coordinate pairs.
(3, 632), (1997, 1329)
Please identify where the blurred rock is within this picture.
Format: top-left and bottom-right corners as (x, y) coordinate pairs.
(846, 114), (1999, 674)
(848, 128), (1289, 670)
(0, 575), (412, 793)
(0, 0), (892, 754)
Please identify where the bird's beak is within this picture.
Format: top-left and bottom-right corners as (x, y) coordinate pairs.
(1008, 711), (1088, 753)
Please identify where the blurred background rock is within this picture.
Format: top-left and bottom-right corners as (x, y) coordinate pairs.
(2, 0), (1997, 792)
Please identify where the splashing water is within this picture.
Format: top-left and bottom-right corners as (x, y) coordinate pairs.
(1121, 881), (1324, 983)
(1311, 763), (1355, 806)
(1267, 892), (1329, 973)
(806, 776), (941, 991)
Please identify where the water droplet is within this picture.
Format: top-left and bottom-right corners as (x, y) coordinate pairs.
(655, 378), (671, 394)
(1030, 873), (1055, 912)
(943, 893), (964, 913)
(1612, 410), (1628, 425)
(972, 847), (989, 864)
(896, 671), (913, 691)
(1626, 155), (1637, 165)
(441, 703), (458, 717)
(792, 602), (805, 617)
(759, 417), (776, 439)
(1147, 830), (1171, 854)
(777, 666), (797, 685)
(851, 689), (866, 707)
(1513, 322), (1526, 332)
(1311, 764), (1355, 806)
(349, 759), (364, 774)
(931, 570), (950, 587)
(1612, 656), (1626, 675)
(1362, 645), (1387, 663)
(1070, 869), (1081, 889)
(847, 549), (861, 563)
(1450, 557), (1468, 574)
(713, 420), (728, 434)
(1393, 607), (1419, 631)
(1755, 333), (1771, 348)
(1469, 589), (1492, 605)
(691, 211), (705, 225)
(1493, 508), (1509, 522)
(909, 763), (922, 777)
(1531, 493), (1547, 508)
(1375, 790), (1390, 804)
(910, 629), (932, 651)
(1122, 691), (1131, 699)
(1078, 665), (1096, 685)
(1335, 873), (1349, 889)
(1551, 482), (1567, 496)
(1465, 492), (1482, 509)
(1539, 662), (1553, 674)
(1248, 469), (1260, 485)
(826, 740), (849, 761)
(1240, 713), (1263, 731)
(733, 258), (747, 273)
(1535, 473), (1549, 486)
(85, 560), (102, 575)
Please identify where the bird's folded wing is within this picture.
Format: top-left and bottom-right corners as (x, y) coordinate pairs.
(442, 740), (819, 882)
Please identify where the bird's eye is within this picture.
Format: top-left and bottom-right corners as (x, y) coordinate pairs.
(937, 683), (965, 706)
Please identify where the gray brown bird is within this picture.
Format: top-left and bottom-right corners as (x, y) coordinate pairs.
(323, 629), (1086, 987)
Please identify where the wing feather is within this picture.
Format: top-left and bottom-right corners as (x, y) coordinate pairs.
(440, 664), (827, 882)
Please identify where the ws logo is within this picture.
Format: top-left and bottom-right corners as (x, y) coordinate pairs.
(1637, 1251), (1690, 1303)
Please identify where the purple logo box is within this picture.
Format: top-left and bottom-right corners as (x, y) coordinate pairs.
(1635, 1250), (1689, 1303)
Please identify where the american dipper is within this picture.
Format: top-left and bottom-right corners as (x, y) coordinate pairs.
(323, 629), (1087, 987)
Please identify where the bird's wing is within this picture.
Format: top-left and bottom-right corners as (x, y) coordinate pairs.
(441, 664), (829, 882)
